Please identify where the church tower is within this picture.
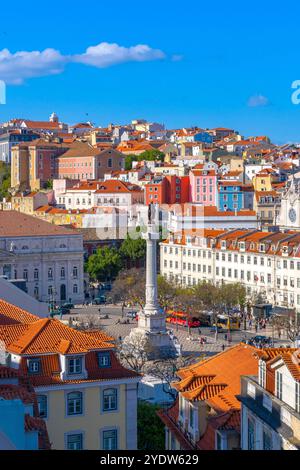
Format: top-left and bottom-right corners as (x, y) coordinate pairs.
(49, 112), (59, 123)
(279, 177), (300, 231)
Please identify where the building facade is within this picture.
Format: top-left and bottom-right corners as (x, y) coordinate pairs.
(160, 228), (300, 311)
(0, 211), (84, 304)
(0, 306), (140, 450)
(240, 348), (300, 450)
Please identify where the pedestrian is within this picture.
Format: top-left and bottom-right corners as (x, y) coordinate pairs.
(198, 327), (202, 335)
(98, 308), (101, 314)
(222, 344), (225, 351)
(224, 333), (227, 341)
(255, 323), (258, 333)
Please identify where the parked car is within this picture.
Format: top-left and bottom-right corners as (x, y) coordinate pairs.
(62, 302), (74, 310)
(249, 335), (272, 345)
(92, 295), (106, 305)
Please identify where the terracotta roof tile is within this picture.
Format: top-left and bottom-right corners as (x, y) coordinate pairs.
(0, 300), (39, 325)
(0, 211), (78, 237)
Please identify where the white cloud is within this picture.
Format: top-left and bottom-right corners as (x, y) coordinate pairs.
(247, 94), (270, 107)
(171, 54), (183, 62)
(73, 42), (165, 67)
(0, 42), (166, 84)
(0, 48), (66, 84)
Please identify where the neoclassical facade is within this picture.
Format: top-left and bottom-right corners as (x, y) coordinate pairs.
(0, 211), (84, 304)
(160, 228), (300, 311)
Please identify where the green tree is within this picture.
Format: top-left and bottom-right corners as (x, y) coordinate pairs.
(85, 247), (122, 282)
(124, 154), (138, 170)
(137, 149), (164, 162)
(0, 163), (11, 200)
(120, 235), (146, 262)
(137, 401), (165, 451)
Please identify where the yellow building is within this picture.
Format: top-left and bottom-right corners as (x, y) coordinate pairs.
(11, 192), (49, 215)
(0, 309), (140, 450)
(252, 169), (273, 192)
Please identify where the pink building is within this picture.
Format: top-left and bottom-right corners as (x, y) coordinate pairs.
(189, 165), (218, 206)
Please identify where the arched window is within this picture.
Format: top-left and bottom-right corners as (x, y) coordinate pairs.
(67, 391), (83, 415)
(73, 284), (78, 294)
(73, 266), (78, 278)
(61, 267), (65, 279)
(103, 388), (117, 411)
(48, 268), (53, 280)
(34, 268), (39, 280)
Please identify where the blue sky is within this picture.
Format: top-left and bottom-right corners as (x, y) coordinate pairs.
(0, 0), (300, 143)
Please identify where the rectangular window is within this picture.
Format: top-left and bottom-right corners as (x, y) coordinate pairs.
(37, 395), (47, 418)
(103, 430), (118, 450)
(28, 359), (40, 374)
(67, 433), (83, 450)
(276, 372), (283, 400)
(263, 430), (272, 450)
(68, 357), (82, 375)
(98, 352), (111, 368)
(103, 388), (118, 411)
(248, 419), (255, 450)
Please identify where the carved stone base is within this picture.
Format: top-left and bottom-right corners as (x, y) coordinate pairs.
(127, 327), (179, 360)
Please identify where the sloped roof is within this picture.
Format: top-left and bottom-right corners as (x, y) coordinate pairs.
(0, 299), (39, 325)
(173, 343), (259, 410)
(0, 318), (114, 355)
(0, 211), (77, 237)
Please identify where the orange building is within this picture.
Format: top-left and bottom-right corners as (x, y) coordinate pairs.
(158, 343), (260, 450)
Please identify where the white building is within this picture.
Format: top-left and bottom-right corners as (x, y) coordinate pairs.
(240, 348), (300, 450)
(160, 227), (300, 311)
(56, 180), (144, 210)
(164, 205), (258, 232)
(0, 211), (84, 304)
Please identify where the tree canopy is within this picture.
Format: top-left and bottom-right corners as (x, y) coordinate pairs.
(137, 401), (165, 451)
(120, 235), (146, 262)
(85, 246), (122, 282)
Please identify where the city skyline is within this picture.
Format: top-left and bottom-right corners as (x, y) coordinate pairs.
(1, 0), (300, 143)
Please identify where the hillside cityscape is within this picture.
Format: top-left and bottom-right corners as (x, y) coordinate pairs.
(0, 114), (299, 452)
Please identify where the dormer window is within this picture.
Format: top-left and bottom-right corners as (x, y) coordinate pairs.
(239, 242), (245, 251)
(259, 244), (265, 253)
(68, 356), (82, 375)
(28, 358), (41, 374)
(221, 240), (227, 250)
(98, 352), (111, 368)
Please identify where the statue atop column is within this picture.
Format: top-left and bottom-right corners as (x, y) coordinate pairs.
(125, 203), (179, 359)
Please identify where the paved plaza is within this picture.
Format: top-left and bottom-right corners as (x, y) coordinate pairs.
(65, 304), (291, 359)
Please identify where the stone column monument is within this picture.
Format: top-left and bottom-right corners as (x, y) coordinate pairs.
(127, 203), (178, 359)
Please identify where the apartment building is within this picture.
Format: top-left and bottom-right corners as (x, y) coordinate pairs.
(11, 139), (69, 190)
(56, 180), (144, 210)
(158, 344), (259, 450)
(239, 348), (300, 450)
(57, 143), (125, 180)
(0, 301), (140, 450)
(160, 228), (300, 311)
(0, 211), (84, 304)
(189, 166), (218, 206)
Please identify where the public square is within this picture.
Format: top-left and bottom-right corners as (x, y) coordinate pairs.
(65, 304), (291, 358)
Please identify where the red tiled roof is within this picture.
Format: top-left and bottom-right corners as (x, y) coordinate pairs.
(0, 211), (78, 237)
(0, 318), (114, 355)
(0, 299), (39, 325)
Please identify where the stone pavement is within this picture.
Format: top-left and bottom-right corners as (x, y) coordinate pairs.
(83, 315), (232, 358)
